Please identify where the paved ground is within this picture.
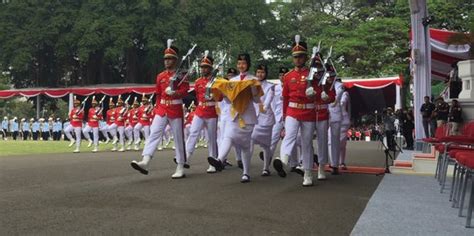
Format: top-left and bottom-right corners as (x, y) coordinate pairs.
(352, 174), (474, 236)
(0, 141), (383, 235)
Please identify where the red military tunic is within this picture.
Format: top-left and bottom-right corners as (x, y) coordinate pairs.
(137, 105), (152, 126)
(154, 70), (190, 119)
(282, 67), (317, 122)
(127, 108), (139, 127)
(106, 108), (116, 125)
(69, 108), (84, 128)
(314, 84), (336, 121)
(87, 107), (103, 128)
(114, 106), (126, 127)
(193, 77), (222, 119)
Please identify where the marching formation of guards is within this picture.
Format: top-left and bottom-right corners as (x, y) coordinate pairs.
(129, 36), (352, 187)
(1, 35), (352, 187)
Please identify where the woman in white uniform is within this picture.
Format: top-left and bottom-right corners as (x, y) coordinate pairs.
(207, 53), (261, 183)
(250, 64), (275, 176)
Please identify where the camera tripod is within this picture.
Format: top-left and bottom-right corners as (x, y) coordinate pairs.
(377, 131), (403, 175)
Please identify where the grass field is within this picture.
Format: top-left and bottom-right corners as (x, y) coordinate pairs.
(0, 140), (101, 156)
(0, 139), (191, 156)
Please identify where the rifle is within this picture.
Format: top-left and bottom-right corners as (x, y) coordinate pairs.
(308, 41), (322, 83)
(168, 44), (197, 92)
(318, 46), (332, 86)
(305, 44), (322, 97)
(145, 94), (155, 114)
(95, 96), (107, 116)
(205, 53), (227, 100)
(76, 96), (89, 115)
(177, 58), (199, 87)
(119, 95), (132, 115)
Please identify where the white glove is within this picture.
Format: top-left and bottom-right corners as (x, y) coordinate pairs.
(321, 91), (329, 101)
(305, 87), (316, 97)
(165, 87), (175, 96)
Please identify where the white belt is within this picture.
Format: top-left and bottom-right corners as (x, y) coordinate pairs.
(288, 102), (315, 109)
(315, 104), (328, 110)
(160, 99), (183, 105)
(199, 101), (216, 106)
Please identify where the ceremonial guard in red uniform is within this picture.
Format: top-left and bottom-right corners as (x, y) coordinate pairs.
(274, 35), (334, 186)
(83, 98), (103, 152)
(131, 39), (190, 179)
(114, 97), (128, 152)
(185, 51), (222, 173)
(314, 65), (336, 180)
(106, 98), (117, 145)
(134, 95), (153, 148)
(125, 99), (140, 150)
(64, 98), (84, 153)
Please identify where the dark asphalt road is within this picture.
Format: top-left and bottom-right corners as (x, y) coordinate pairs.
(0, 141), (384, 235)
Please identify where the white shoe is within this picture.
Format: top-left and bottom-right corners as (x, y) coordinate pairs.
(112, 137), (118, 145)
(203, 144), (208, 148)
(281, 155), (289, 166)
(68, 140), (75, 147)
(73, 148), (80, 153)
(172, 146), (176, 150)
(318, 165), (327, 180)
(134, 139), (141, 145)
(157, 146), (163, 151)
(134, 144), (140, 151)
(104, 138), (110, 144)
(303, 170), (313, 186)
(126, 146), (132, 151)
(92, 146), (98, 153)
(130, 156), (151, 175)
(87, 140), (93, 148)
(118, 147), (125, 152)
(206, 165), (216, 173)
(172, 164), (185, 179)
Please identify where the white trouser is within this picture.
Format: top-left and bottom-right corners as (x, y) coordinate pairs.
(186, 116), (218, 160)
(100, 126), (109, 140)
(108, 124), (118, 138)
(134, 123), (150, 142)
(117, 126), (125, 146)
(251, 125), (273, 171)
(328, 121), (341, 167)
(280, 116), (315, 170)
(219, 119), (241, 162)
(217, 121), (254, 175)
(217, 119), (226, 146)
(64, 124), (73, 140)
(83, 125), (99, 146)
(142, 115), (186, 163)
(184, 124), (191, 141)
(270, 121), (284, 158)
(340, 123), (350, 165)
(315, 120), (329, 165)
(125, 125), (134, 142)
(64, 125), (82, 149)
(158, 125), (172, 145)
